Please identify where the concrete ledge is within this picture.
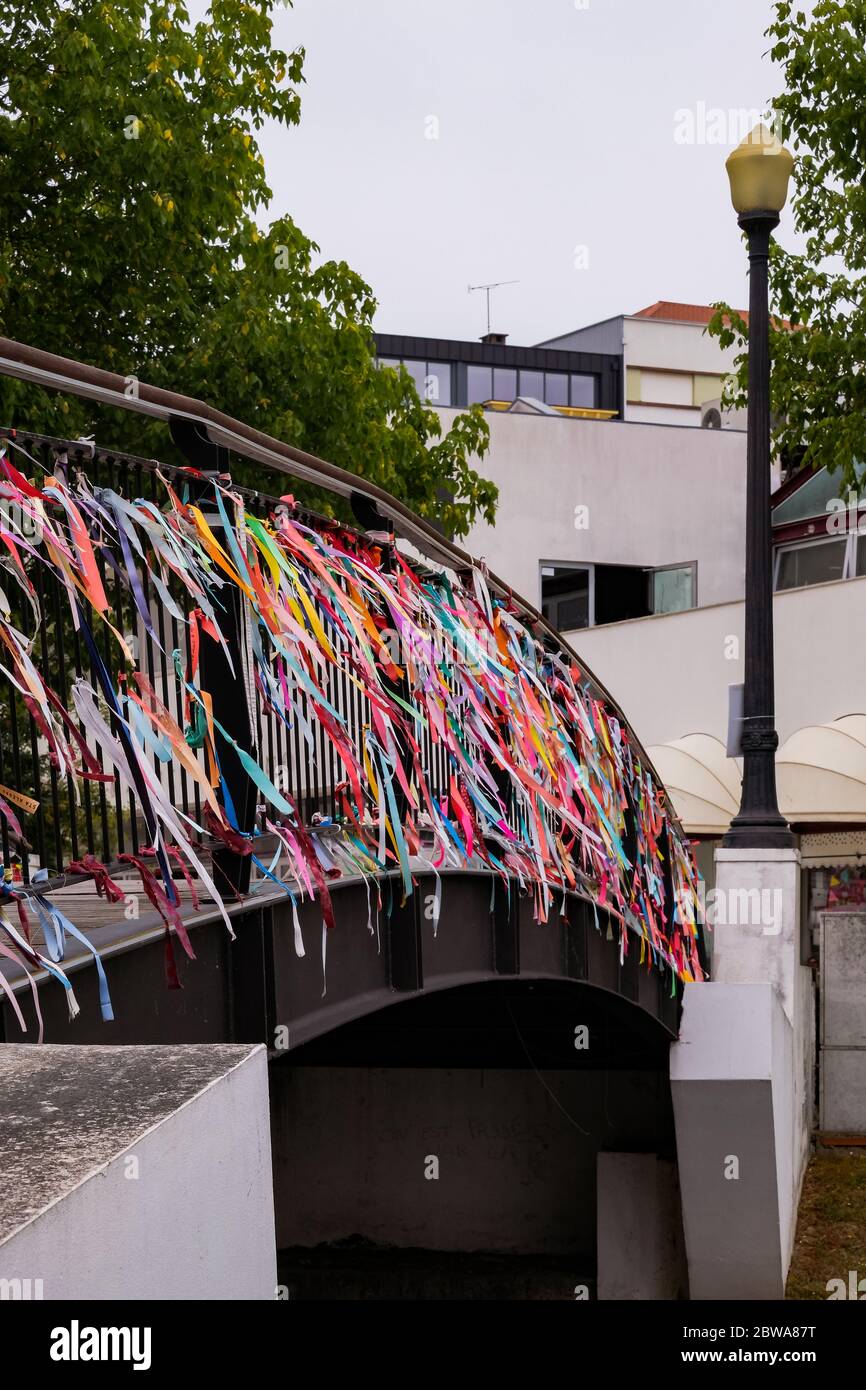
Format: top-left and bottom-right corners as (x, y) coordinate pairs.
(0, 1044), (276, 1300)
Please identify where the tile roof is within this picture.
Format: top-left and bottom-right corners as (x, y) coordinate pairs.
(632, 300), (749, 325)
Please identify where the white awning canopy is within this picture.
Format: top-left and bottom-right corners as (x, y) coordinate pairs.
(777, 715), (866, 824)
(648, 716), (866, 837)
(646, 734), (740, 836)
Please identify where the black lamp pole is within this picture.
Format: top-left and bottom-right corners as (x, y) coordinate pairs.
(723, 211), (795, 850)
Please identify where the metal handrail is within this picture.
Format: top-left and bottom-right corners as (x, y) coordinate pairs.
(0, 335), (684, 831)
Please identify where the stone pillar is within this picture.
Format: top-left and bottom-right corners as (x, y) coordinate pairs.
(712, 847), (801, 1018)
(596, 1153), (688, 1300)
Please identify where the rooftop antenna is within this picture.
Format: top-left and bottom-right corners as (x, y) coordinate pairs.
(468, 279), (519, 337)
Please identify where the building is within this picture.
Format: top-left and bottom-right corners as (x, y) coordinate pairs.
(379, 307), (751, 633)
(416, 310), (866, 1143)
(374, 330), (621, 418)
(537, 300), (747, 428)
(375, 301), (746, 426)
(457, 406), (746, 628)
(571, 461), (866, 748)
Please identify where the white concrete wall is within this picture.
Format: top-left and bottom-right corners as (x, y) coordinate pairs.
(712, 849), (814, 1204)
(671, 982), (802, 1299)
(569, 573), (866, 749)
(624, 317), (740, 377)
(449, 408), (746, 609)
(0, 1047), (276, 1300)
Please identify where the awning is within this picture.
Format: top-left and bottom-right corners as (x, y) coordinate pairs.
(646, 734), (740, 837)
(799, 831), (866, 868)
(777, 715), (866, 824)
(648, 715), (866, 837)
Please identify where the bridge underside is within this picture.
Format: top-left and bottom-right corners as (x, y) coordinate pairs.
(272, 977), (678, 1294)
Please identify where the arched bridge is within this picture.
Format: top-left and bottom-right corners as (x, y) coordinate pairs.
(0, 337), (704, 1055)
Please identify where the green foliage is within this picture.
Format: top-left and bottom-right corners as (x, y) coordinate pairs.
(0, 0), (494, 535)
(708, 0), (866, 485)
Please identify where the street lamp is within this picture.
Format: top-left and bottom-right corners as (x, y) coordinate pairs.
(723, 123), (797, 849)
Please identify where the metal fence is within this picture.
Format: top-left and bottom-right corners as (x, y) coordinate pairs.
(0, 427), (456, 885)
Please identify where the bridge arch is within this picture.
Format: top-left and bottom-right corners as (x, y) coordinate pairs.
(269, 967), (679, 1296)
(265, 869), (681, 1055)
(0, 338), (701, 1082)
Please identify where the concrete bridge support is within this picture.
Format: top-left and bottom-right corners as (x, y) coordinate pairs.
(670, 846), (814, 1299)
(267, 978), (681, 1297)
(672, 982), (803, 1299)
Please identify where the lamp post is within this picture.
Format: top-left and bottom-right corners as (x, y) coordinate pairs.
(723, 123), (797, 849)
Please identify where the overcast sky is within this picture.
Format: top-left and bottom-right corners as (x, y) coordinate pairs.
(246, 0), (804, 344)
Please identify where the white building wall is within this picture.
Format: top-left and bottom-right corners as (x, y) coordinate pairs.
(449, 409), (746, 611)
(626, 404), (701, 427)
(568, 574), (866, 750)
(623, 318), (742, 425)
(671, 982), (805, 1299)
(624, 317), (740, 377)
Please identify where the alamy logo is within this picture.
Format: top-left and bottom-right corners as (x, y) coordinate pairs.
(0, 497), (42, 542)
(696, 882), (783, 936)
(50, 1320), (152, 1371)
(0, 1277), (43, 1300)
(826, 1271), (866, 1300)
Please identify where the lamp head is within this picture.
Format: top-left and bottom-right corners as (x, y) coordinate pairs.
(725, 123), (794, 216)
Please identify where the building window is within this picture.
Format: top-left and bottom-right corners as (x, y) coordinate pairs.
(775, 537), (849, 590)
(519, 369), (596, 409)
(377, 356), (452, 406)
(379, 354), (599, 413)
(593, 564), (654, 625)
(467, 364), (493, 404)
(493, 367), (517, 401)
(519, 369), (545, 400)
(639, 369), (693, 407)
(402, 358), (427, 397)
(541, 560), (696, 631)
(425, 362), (452, 405)
(541, 565), (591, 631)
(570, 374), (596, 408)
(652, 564), (695, 614)
(544, 372), (568, 407)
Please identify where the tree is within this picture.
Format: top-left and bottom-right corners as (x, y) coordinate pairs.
(0, 0), (495, 535)
(708, 0), (866, 487)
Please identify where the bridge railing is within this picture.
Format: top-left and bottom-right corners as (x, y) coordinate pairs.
(0, 337), (706, 1000)
(0, 426), (461, 883)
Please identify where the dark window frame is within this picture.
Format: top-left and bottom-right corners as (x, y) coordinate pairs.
(540, 558), (697, 631)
